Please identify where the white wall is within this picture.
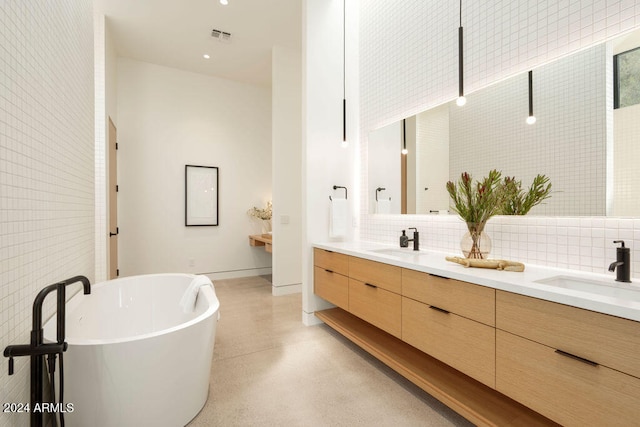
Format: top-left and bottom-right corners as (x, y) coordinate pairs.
(94, 14), (120, 283)
(367, 121), (400, 213)
(94, 13), (107, 282)
(116, 59), (272, 277)
(302, 0), (359, 324)
(0, 1), (95, 425)
(272, 45), (303, 295)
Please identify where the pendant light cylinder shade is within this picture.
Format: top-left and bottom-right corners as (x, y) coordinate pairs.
(342, 98), (346, 142)
(527, 70), (536, 124)
(401, 119), (408, 155)
(457, 26), (466, 106)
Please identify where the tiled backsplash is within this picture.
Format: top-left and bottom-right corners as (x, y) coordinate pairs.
(360, 214), (640, 279)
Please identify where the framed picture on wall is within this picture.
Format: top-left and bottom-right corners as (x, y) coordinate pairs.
(185, 165), (219, 226)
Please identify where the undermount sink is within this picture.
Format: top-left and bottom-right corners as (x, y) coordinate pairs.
(368, 248), (422, 258)
(535, 275), (640, 302)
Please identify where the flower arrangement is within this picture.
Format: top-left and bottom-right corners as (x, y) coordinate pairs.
(500, 175), (552, 215)
(247, 200), (272, 220)
(445, 169), (505, 227)
(446, 170), (552, 259)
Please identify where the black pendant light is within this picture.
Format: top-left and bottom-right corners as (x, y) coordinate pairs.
(456, 0), (466, 106)
(401, 119), (408, 155)
(526, 70), (536, 124)
(341, 0), (347, 147)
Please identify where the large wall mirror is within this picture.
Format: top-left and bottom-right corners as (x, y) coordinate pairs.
(368, 27), (640, 217)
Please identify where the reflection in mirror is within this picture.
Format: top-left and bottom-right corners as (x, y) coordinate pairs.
(368, 27), (640, 216)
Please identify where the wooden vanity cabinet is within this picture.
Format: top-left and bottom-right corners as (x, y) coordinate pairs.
(496, 291), (640, 378)
(313, 250), (403, 336)
(314, 247), (640, 426)
(347, 257), (402, 338)
(402, 269), (495, 326)
(401, 269), (496, 388)
(496, 291), (640, 426)
(349, 278), (401, 338)
(348, 257), (402, 294)
(313, 249), (349, 310)
(313, 248), (559, 426)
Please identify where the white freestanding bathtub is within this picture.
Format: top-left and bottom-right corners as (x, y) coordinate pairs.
(43, 273), (219, 427)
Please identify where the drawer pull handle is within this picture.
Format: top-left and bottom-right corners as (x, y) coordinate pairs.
(554, 349), (599, 367)
(324, 250), (334, 253)
(429, 274), (450, 280)
(429, 305), (450, 314)
(324, 269), (334, 273)
(364, 282), (378, 289)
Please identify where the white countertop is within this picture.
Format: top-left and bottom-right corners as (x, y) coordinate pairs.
(313, 241), (640, 322)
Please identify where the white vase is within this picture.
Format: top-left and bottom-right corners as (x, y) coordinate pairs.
(261, 219), (272, 235)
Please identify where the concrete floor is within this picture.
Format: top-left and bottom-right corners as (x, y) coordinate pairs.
(188, 276), (473, 426)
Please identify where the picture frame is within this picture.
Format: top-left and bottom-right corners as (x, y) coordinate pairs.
(185, 165), (219, 226)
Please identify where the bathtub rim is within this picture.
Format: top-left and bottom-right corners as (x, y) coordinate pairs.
(44, 273), (219, 346)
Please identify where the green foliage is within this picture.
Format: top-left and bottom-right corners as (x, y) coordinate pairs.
(446, 169), (505, 226)
(446, 171), (552, 224)
(501, 174), (552, 215)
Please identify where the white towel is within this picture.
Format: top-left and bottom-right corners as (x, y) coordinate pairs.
(329, 198), (348, 238)
(376, 199), (391, 214)
(179, 275), (213, 313)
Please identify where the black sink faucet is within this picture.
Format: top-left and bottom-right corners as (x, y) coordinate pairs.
(609, 240), (631, 283)
(3, 276), (91, 427)
(407, 227), (420, 251)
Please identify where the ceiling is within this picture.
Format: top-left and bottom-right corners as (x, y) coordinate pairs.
(98, 0), (302, 87)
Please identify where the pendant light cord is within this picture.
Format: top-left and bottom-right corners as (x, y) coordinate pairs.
(342, 0), (346, 142)
(459, 0), (462, 27)
(343, 0), (346, 99)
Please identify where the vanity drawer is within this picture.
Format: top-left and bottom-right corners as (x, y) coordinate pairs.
(402, 269), (495, 326)
(314, 266), (349, 310)
(496, 330), (640, 426)
(402, 297), (495, 388)
(496, 290), (640, 378)
(348, 278), (401, 338)
(349, 257), (401, 294)
(313, 248), (349, 276)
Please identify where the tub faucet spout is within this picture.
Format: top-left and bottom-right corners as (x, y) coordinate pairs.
(3, 275), (91, 427)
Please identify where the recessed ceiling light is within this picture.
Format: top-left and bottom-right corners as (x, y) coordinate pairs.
(203, 54), (210, 59)
(220, 0), (228, 5)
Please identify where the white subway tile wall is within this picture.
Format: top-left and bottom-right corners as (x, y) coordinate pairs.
(359, 1), (640, 278)
(449, 44), (607, 216)
(0, 2), (94, 426)
(94, 13), (107, 283)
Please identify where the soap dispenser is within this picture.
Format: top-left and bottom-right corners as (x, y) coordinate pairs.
(609, 240), (631, 283)
(400, 230), (409, 248)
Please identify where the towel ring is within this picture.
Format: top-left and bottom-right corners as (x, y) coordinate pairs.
(329, 185), (348, 201)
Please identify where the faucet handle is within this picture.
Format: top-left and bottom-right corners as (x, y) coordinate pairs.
(614, 240), (626, 248)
